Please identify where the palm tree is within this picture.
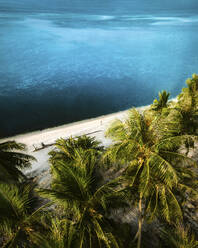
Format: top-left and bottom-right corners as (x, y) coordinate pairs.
(32, 217), (78, 248)
(145, 75), (198, 139)
(105, 108), (197, 248)
(0, 141), (35, 182)
(176, 74), (198, 135)
(152, 90), (170, 111)
(39, 136), (127, 248)
(0, 182), (46, 248)
(160, 224), (198, 248)
(143, 90), (171, 127)
(49, 135), (103, 167)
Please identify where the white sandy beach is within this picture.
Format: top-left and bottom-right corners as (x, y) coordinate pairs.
(0, 106), (149, 186)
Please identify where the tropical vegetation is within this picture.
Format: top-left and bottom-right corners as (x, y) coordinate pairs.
(0, 74), (198, 247)
(0, 140), (35, 183)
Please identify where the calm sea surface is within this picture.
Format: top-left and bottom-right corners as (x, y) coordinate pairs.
(0, 9), (198, 137)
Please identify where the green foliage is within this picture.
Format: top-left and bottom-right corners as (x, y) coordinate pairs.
(39, 136), (127, 248)
(31, 217), (78, 248)
(152, 90), (170, 111)
(0, 182), (46, 248)
(105, 107), (198, 247)
(0, 141), (35, 183)
(177, 74), (198, 134)
(160, 224), (198, 248)
(1, 75), (198, 248)
(144, 90), (171, 128)
(49, 135), (103, 166)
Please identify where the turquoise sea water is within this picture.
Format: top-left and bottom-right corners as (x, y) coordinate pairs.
(0, 9), (198, 137)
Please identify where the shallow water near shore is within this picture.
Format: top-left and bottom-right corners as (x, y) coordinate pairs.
(1, 8), (198, 137)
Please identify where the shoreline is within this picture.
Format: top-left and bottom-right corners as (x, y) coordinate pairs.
(0, 105), (149, 151)
(0, 100), (176, 185)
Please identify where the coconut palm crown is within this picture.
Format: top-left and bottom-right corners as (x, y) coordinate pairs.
(152, 90), (170, 111)
(176, 74), (198, 135)
(39, 136), (127, 248)
(105, 108), (198, 248)
(0, 141), (35, 183)
(49, 135), (103, 166)
(0, 183), (45, 248)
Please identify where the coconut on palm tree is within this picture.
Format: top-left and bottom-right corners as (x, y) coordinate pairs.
(0, 141), (35, 183)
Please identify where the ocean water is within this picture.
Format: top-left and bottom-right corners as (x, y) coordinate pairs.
(0, 10), (198, 137)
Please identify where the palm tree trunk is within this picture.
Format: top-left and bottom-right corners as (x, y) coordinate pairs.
(133, 198), (143, 248)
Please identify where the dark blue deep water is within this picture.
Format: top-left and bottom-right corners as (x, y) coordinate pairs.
(0, 5), (198, 137)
